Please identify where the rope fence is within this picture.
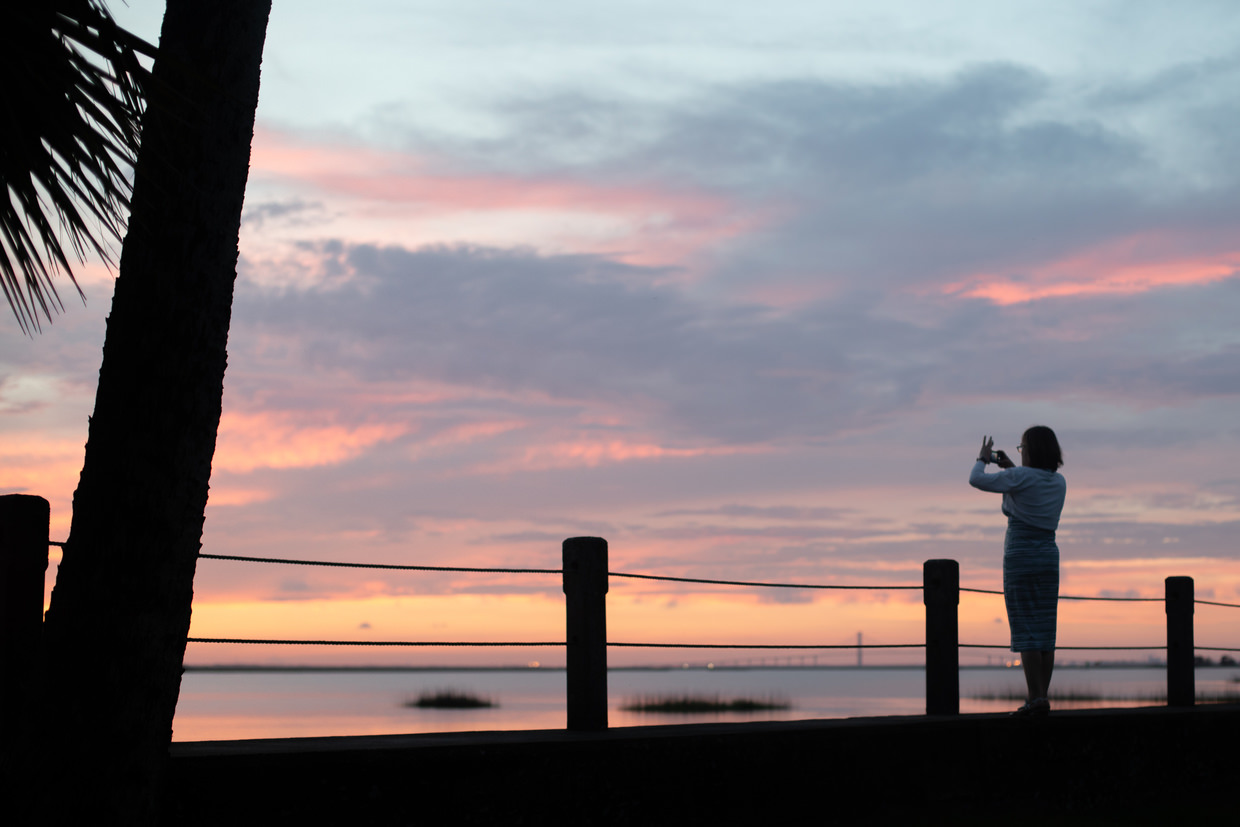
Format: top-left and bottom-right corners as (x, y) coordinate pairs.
(609, 570), (921, 590)
(962, 585), (1166, 602)
(187, 638), (565, 647)
(199, 552), (561, 575)
(201, 552), (1235, 607)
(181, 544), (1236, 721)
(90, 548), (1240, 655)
(8, 505), (1238, 728)
(607, 642), (924, 650)
(1195, 598), (1240, 609)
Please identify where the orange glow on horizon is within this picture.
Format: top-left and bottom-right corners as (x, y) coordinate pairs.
(178, 567), (1239, 669)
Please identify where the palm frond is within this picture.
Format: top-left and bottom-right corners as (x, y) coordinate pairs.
(1, 1), (154, 333)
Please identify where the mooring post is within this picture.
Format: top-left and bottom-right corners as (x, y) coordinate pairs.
(0, 495), (50, 733)
(924, 559), (960, 715)
(563, 536), (608, 730)
(1165, 576), (1194, 708)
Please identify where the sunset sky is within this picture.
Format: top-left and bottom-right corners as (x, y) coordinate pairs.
(4, 1), (1239, 667)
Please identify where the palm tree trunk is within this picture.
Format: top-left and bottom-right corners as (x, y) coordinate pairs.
(40, 2), (271, 822)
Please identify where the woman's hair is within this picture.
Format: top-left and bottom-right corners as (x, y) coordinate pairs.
(1022, 425), (1063, 471)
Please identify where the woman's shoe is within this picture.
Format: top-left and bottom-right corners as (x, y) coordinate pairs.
(1010, 698), (1050, 717)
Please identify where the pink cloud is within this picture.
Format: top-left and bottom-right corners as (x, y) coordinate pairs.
(206, 488), (275, 508)
(214, 410), (409, 474)
(944, 232), (1240, 304)
(427, 420), (526, 446)
(248, 128), (771, 269)
(470, 437), (767, 474)
(404, 419), (528, 463)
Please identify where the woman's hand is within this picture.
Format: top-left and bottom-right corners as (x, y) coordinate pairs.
(993, 449), (1015, 469)
(978, 436), (994, 463)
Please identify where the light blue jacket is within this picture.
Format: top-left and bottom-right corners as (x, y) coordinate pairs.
(969, 461), (1066, 532)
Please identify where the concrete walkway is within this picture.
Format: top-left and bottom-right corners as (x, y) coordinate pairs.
(164, 704), (1240, 825)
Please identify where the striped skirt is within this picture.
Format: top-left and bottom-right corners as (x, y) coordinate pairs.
(1003, 518), (1059, 652)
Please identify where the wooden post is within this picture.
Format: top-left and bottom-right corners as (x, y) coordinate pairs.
(1165, 576), (1194, 708)
(924, 559), (959, 715)
(0, 495), (50, 736)
(563, 537), (608, 730)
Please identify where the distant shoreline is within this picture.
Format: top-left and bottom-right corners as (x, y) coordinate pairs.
(181, 661), (1210, 673)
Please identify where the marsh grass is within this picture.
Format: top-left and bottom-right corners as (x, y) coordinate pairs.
(405, 689), (496, 709)
(972, 688), (1108, 702)
(623, 694), (790, 713)
(971, 687), (1240, 704)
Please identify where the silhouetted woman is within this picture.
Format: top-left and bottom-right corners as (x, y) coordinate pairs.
(970, 426), (1066, 716)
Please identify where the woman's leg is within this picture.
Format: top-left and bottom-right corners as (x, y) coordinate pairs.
(1020, 651), (1044, 700)
(1039, 650), (1055, 698)
(1020, 650), (1055, 700)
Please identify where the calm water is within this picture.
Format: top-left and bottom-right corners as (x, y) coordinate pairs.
(172, 666), (1240, 742)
